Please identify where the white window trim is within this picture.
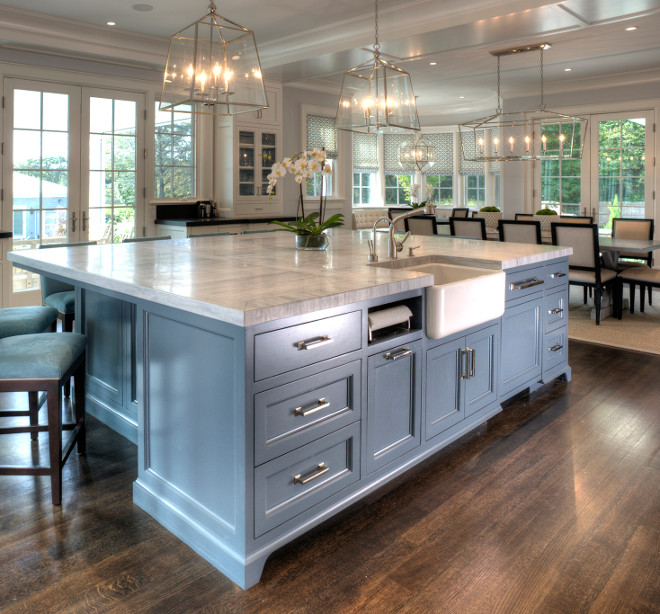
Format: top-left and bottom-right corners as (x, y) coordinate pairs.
(301, 103), (344, 201)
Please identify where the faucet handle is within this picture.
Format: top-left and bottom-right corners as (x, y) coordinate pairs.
(395, 231), (411, 253)
(408, 245), (421, 257)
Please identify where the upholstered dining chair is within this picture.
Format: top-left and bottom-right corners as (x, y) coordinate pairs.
(557, 215), (593, 224)
(388, 207), (413, 232)
(0, 332), (87, 504)
(551, 222), (620, 324)
(514, 213), (535, 221)
(404, 215), (438, 235)
(617, 266), (660, 314)
(611, 218), (655, 309)
(449, 217), (487, 240)
(123, 235), (171, 242)
(451, 208), (470, 218)
(497, 219), (542, 244)
(40, 242), (97, 334)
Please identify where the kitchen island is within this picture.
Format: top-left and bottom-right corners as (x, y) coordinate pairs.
(9, 230), (571, 589)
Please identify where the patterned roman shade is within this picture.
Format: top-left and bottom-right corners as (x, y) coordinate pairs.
(306, 113), (337, 159)
(383, 133), (409, 173)
(353, 132), (378, 171)
(422, 132), (453, 176)
(459, 129), (485, 175)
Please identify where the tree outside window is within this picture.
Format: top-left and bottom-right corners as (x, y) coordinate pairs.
(154, 102), (195, 199)
(425, 175), (453, 206)
(465, 175), (485, 207)
(385, 174), (412, 205)
(540, 122), (582, 216)
(353, 171), (375, 205)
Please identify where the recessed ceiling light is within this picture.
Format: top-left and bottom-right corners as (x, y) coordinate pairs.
(106, 21), (116, 26)
(626, 25), (638, 31)
(132, 3), (154, 11)
(429, 62), (437, 66)
(459, 96), (465, 99)
(564, 68), (572, 72)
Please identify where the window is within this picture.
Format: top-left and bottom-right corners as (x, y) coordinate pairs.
(154, 102), (195, 199)
(385, 174), (412, 205)
(425, 175), (453, 206)
(465, 175), (486, 207)
(540, 122), (582, 215)
(305, 110), (336, 198)
(353, 172), (375, 205)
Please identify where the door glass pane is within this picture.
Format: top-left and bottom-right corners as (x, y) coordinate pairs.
(540, 122), (582, 215)
(88, 97), (137, 243)
(597, 118), (646, 228)
(11, 89), (70, 292)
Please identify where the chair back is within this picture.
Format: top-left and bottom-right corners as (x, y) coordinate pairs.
(557, 215), (593, 224)
(451, 208), (470, 218)
(515, 213), (535, 221)
(404, 215), (437, 235)
(449, 217), (487, 240)
(123, 235), (171, 242)
(388, 207), (412, 232)
(39, 241), (97, 297)
(498, 220), (542, 244)
(612, 217), (654, 264)
(551, 222), (601, 272)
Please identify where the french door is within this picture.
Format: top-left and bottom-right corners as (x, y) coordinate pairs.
(3, 79), (145, 306)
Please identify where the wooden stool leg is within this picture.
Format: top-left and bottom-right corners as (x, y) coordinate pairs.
(63, 314), (75, 397)
(28, 391), (39, 441)
(74, 360), (86, 455)
(46, 382), (63, 505)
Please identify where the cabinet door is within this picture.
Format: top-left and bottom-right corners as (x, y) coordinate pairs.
(367, 340), (422, 474)
(500, 297), (542, 397)
(464, 324), (498, 417)
(237, 128), (257, 198)
(425, 337), (464, 440)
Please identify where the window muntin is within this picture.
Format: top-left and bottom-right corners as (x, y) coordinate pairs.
(465, 174), (486, 208)
(154, 102), (195, 199)
(540, 122), (582, 216)
(353, 171), (376, 205)
(385, 174), (412, 205)
(425, 175), (453, 206)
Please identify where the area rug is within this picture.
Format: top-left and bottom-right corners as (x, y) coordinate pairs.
(568, 286), (660, 355)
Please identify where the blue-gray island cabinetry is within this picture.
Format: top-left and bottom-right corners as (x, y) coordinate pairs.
(8, 230), (571, 589)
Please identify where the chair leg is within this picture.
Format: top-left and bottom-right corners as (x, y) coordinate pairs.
(28, 391), (39, 441)
(595, 286), (601, 325)
(74, 360), (86, 455)
(46, 382), (63, 505)
(583, 286), (588, 304)
(649, 285), (653, 306)
(629, 283), (636, 313)
(640, 284), (646, 313)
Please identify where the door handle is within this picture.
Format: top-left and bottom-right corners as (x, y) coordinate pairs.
(82, 212), (89, 232)
(71, 211), (77, 232)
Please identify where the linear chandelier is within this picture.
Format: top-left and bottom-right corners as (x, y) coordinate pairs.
(459, 44), (587, 162)
(160, 0), (268, 116)
(335, 0), (420, 134)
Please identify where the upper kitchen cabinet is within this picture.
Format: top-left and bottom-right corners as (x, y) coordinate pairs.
(215, 83), (283, 218)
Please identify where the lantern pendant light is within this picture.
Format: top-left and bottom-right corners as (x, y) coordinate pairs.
(160, 0), (268, 116)
(335, 0), (420, 134)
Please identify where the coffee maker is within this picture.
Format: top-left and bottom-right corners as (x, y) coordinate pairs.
(197, 200), (216, 218)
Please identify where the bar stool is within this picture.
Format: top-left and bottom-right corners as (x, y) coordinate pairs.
(0, 306), (58, 339)
(0, 332), (87, 504)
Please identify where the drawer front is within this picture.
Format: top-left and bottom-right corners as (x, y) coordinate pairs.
(254, 422), (360, 537)
(254, 360), (361, 465)
(254, 311), (362, 381)
(543, 328), (568, 375)
(544, 260), (569, 291)
(505, 266), (545, 303)
(545, 289), (568, 332)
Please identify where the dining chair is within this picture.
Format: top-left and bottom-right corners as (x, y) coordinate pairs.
(449, 217), (487, 240)
(451, 208), (470, 218)
(497, 219), (542, 244)
(0, 332), (87, 504)
(557, 215), (593, 224)
(404, 215), (438, 235)
(514, 213), (535, 221)
(388, 207), (413, 232)
(39, 242), (97, 334)
(551, 222), (620, 324)
(617, 266), (660, 314)
(123, 235), (172, 242)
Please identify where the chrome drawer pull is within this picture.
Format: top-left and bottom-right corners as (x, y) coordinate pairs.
(297, 335), (333, 351)
(385, 347), (412, 361)
(548, 307), (564, 315)
(294, 398), (331, 417)
(294, 462), (329, 485)
(548, 344), (564, 352)
(460, 348), (469, 379)
(468, 347), (476, 378)
(551, 271), (566, 278)
(510, 277), (544, 291)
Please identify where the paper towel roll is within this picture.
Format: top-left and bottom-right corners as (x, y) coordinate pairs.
(368, 305), (413, 333)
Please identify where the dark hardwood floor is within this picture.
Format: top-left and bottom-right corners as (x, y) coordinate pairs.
(1, 340), (659, 613)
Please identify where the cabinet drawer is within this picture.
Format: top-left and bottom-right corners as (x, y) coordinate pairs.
(254, 311), (362, 381)
(544, 260), (569, 290)
(254, 360), (361, 465)
(505, 266), (545, 303)
(545, 289), (568, 332)
(543, 328), (568, 375)
(254, 422), (360, 537)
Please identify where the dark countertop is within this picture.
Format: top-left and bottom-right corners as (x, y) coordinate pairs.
(0, 230), (12, 239)
(155, 217), (296, 227)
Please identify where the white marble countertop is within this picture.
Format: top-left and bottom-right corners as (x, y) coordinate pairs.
(8, 229), (571, 327)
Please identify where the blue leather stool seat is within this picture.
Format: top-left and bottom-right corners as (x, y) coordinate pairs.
(0, 332), (87, 505)
(0, 306), (58, 339)
(43, 291), (75, 315)
(0, 333), (86, 379)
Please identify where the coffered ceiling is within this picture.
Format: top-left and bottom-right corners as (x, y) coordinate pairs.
(0, 0), (658, 124)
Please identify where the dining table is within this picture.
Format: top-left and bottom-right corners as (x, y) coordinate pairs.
(598, 236), (660, 269)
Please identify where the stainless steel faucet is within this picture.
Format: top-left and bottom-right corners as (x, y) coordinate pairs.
(368, 204), (435, 261)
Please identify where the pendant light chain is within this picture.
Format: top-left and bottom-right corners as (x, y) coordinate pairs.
(496, 55), (502, 114)
(373, 0), (380, 56)
(539, 46), (545, 110)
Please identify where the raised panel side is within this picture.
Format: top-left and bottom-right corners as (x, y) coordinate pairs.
(464, 324), (499, 416)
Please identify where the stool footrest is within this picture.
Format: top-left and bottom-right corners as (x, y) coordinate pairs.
(0, 466), (51, 476)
